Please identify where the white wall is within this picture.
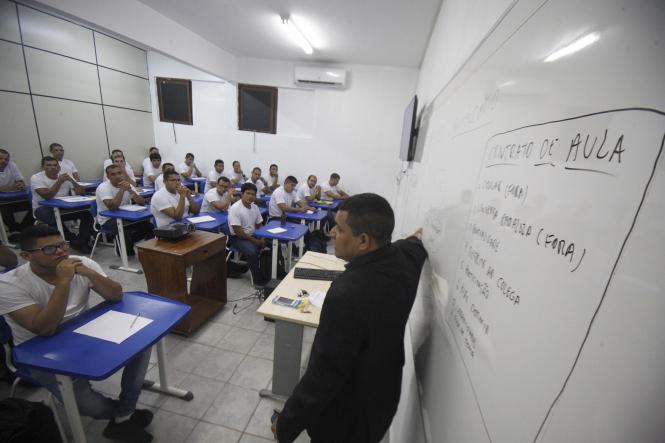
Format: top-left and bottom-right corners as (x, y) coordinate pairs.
(150, 52), (419, 205)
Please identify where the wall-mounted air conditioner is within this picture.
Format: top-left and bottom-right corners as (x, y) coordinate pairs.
(294, 66), (347, 89)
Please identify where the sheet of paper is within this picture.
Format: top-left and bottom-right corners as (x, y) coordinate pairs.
(306, 210), (314, 214)
(76, 182), (95, 186)
(55, 196), (94, 202)
(118, 204), (147, 212)
(307, 290), (327, 308)
(267, 227), (287, 234)
(187, 215), (216, 223)
(73, 310), (153, 344)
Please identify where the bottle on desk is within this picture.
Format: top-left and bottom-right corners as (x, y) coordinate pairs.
(281, 212), (286, 226)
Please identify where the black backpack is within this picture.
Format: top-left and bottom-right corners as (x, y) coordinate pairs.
(304, 230), (328, 253)
(0, 398), (62, 443)
(259, 246), (287, 283)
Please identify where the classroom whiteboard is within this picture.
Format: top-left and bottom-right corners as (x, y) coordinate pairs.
(398, 0), (665, 442)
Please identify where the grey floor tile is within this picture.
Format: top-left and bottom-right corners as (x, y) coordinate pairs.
(203, 383), (260, 431)
(248, 333), (275, 360)
(263, 321), (276, 336)
(168, 341), (217, 373)
(190, 321), (232, 346)
(139, 366), (190, 408)
(187, 421), (242, 443)
(239, 434), (273, 443)
(229, 355), (273, 390)
(217, 327), (262, 354)
(147, 408), (198, 443)
(244, 397), (283, 440)
(160, 373), (224, 419)
(214, 305), (244, 326)
(192, 347), (245, 382)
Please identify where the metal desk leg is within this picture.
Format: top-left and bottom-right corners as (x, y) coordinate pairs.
(260, 320), (304, 402)
(0, 212), (10, 247)
(55, 374), (87, 443)
(271, 238), (278, 279)
(109, 219), (142, 273)
(53, 207), (65, 238)
(299, 220), (306, 258)
(287, 240), (294, 271)
(141, 340), (193, 400)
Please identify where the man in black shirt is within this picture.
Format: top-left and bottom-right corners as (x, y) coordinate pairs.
(273, 193), (428, 442)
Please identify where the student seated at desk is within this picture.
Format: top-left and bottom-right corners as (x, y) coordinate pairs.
(0, 241), (17, 270)
(296, 174), (321, 203)
(320, 172), (350, 201)
(229, 161), (247, 185)
(201, 176), (238, 213)
(228, 182), (267, 286)
(141, 146), (159, 174)
(103, 151), (136, 185)
(268, 176), (311, 220)
(141, 153), (161, 188)
(205, 159), (226, 193)
(246, 167), (271, 198)
(0, 225), (153, 443)
(49, 142), (80, 182)
(154, 162), (175, 192)
(178, 152), (202, 179)
(267, 163), (279, 192)
(96, 165), (153, 256)
(0, 148), (33, 233)
(31, 156), (93, 254)
(150, 171), (200, 227)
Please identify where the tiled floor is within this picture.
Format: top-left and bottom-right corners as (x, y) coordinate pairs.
(1, 243), (318, 442)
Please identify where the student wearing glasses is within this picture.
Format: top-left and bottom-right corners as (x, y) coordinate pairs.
(150, 170), (200, 227)
(0, 225), (153, 442)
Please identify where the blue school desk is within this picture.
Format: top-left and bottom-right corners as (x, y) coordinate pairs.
(254, 220), (309, 279)
(0, 189), (30, 246)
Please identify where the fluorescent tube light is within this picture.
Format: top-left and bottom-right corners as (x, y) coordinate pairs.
(545, 32), (600, 62)
(281, 15), (313, 55)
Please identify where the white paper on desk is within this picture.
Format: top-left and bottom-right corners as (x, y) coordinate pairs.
(307, 290), (327, 308)
(306, 210), (314, 214)
(187, 215), (215, 223)
(267, 227), (287, 234)
(73, 310), (153, 344)
(76, 182), (95, 186)
(118, 204), (146, 212)
(55, 196), (94, 202)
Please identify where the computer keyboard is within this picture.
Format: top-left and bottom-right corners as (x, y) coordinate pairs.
(293, 267), (344, 281)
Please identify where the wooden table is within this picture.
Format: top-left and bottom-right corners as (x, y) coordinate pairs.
(137, 230), (227, 335)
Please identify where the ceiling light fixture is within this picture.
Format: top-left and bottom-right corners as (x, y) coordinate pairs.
(281, 14), (313, 55)
(544, 32), (600, 62)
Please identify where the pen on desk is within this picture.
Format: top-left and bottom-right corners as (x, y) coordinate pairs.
(130, 312), (141, 329)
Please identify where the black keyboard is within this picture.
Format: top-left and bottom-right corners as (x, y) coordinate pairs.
(293, 267), (343, 281)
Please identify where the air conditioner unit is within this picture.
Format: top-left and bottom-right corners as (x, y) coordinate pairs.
(294, 66), (347, 88)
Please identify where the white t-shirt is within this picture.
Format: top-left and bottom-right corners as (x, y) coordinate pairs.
(142, 163), (160, 187)
(229, 171), (245, 184)
(320, 182), (343, 201)
(296, 183), (317, 202)
(0, 161), (24, 188)
(30, 171), (73, 211)
(177, 162), (200, 178)
(268, 186), (297, 218)
(246, 178), (266, 197)
(0, 256), (106, 345)
(228, 200), (263, 236)
(205, 169), (225, 193)
(142, 157), (151, 173)
(154, 174), (165, 191)
(201, 188), (232, 213)
(150, 187), (190, 227)
(95, 180), (133, 225)
(102, 161), (135, 181)
(58, 158), (78, 177)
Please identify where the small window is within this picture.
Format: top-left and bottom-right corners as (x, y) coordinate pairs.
(157, 77), (193, 125)
(238, 84), (277, 134)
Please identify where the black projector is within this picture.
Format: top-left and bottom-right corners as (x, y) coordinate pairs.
(154, 222), (195, 241)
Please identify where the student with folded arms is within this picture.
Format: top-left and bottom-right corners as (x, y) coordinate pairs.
(201, 176), (238, 213)
(178, 153), (201, 179)
(268, 176), (310, 220)
(150, 170), (200, 227)
(49, 142), (80, 182)
(247, 167), (271, 197)
(268, 163), (279, 191)
(320, 173), (350, 201)
(0, 148), (33, 232)
(296, 175), (321, 203)
(228, 182), (267, 286)
(229, 161), (247, 185)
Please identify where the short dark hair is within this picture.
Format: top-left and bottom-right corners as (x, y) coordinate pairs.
(20, 225), (60, 251)
(241, 182), (257, 194)
(185, 153), (194, 159)
(217, 176), (231, 184)
(285, 175), (298, 185)
(339, 193), (394, 246)
(163, 170), (180, 181)
(162, 162), (174, 171)
(330, 173), (340, 180)
(105, 164), (120, 174)
(149, 153), (161, 161)
(149, 146), (158, 153)
(233, 161), (240, 166)
(252, 167), (261, 174)
(270, 164), (278, 169)
(0, 148), (9, 156)
(41, 156), (57, 166)
(111, 149), (123, 156)
(214, 159), (224, 165)
(49, 143), (63, 151)
(307, 174), (316, 181)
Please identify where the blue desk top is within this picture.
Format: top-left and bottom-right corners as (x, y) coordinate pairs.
(78, 179), (102, 190)
(39, 196), (95, 209)
(100, 207), (153, 221)
(259, 195), (271, 203)
(287, 209), (328, 222)
(187, 211), (228, 232)
(310, 199), (341, 210)
(254, 220), (309, 241)
(0, 190), (30, 200)
(13, 292), (190, 380)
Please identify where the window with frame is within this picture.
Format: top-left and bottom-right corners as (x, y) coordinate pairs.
(157, 77), (193, 125)
(238, 84), (278, 134)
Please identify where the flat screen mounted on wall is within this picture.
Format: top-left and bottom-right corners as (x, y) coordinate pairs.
(156, 77), (193, 125)
(399, 95), (418, 161)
